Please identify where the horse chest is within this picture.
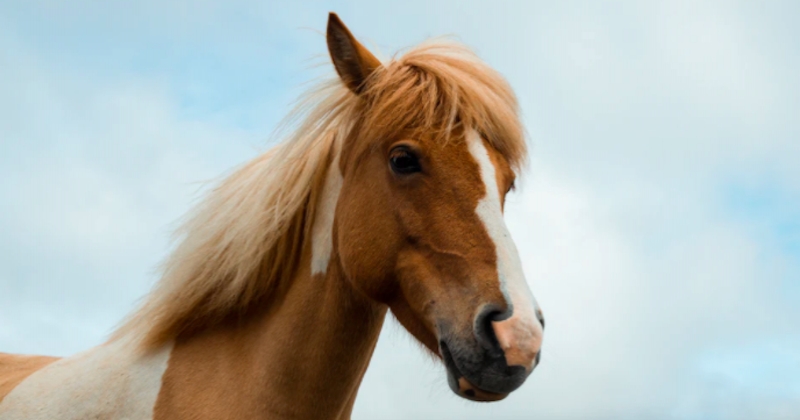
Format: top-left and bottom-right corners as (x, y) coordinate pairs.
(0, 339), (172, 420)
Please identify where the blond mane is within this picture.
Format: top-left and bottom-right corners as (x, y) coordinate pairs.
(114, 41), (527, 350)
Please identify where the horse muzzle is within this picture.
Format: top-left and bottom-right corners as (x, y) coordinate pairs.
(437, 306), (543, 401)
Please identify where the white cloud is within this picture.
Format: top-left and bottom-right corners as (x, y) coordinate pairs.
(0, 28), (261, 355)
(1, 1), (798, 419)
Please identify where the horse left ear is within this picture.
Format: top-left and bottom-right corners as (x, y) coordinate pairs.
(326, 12), (382, 95)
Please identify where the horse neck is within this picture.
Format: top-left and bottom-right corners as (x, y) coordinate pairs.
(155, 251), (388, 420)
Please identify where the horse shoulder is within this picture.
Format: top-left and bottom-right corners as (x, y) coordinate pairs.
(0, 340), (173, 419)
(0, 353), (60, 403)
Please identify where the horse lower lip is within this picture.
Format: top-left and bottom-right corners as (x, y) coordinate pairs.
(440, 341), (508, 400)
(440, 339), (529, 396)
(457, 377), (507, 402)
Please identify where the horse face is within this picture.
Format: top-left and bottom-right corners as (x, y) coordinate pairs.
(327, 13), (543, 401)
(335, 127), (543, 401)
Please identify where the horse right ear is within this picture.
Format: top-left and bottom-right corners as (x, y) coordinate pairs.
(326, 13), (381, 95)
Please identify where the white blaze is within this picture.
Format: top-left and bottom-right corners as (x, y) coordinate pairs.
(311, 153), (343, 275)
(466, 130), (542, 365)
(0, 337), (172, 419)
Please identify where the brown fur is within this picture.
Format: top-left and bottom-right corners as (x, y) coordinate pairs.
(150, 124), (518, 419)
(153, 248), (386, 419)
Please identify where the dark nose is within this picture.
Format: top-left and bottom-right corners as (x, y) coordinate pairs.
(473, 305), (507, 356)
(474, 303), (543, 372)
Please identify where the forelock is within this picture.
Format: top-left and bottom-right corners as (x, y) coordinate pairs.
(357, 41), (527, 172)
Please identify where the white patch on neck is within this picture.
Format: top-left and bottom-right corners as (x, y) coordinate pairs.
(0, 336), (173, 419)
(466, 130), (540, 322)
(310, 153), (343, 275)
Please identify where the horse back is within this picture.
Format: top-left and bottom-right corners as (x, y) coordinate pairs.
(0, 353), (60, 403)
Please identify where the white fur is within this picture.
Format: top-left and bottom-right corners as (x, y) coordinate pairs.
(0, 337), (172, 419)
(311, 153), (343, 275)
(467, 130), (541, 343)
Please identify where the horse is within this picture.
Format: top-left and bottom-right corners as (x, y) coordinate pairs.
(0, 13), (544, 419)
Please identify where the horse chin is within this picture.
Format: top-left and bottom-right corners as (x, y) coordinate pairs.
(439, 341), (510, 402)
(446, 369), (509, 402)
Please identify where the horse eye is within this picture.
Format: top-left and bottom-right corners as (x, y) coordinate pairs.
(389, 147), (421, 175)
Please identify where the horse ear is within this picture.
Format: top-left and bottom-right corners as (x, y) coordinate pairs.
(326, 13), (381, 95)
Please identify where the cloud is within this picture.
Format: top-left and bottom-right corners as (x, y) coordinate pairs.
(0, 24), (261, 355)
(1, 1), (798, 419)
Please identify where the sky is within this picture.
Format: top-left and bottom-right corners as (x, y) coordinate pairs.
(1, 1), (799, 419)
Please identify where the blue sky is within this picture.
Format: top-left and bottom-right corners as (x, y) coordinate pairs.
(1, 1), (799, 419)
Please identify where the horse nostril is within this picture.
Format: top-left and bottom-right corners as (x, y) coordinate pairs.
(474, 306), (505, 353)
